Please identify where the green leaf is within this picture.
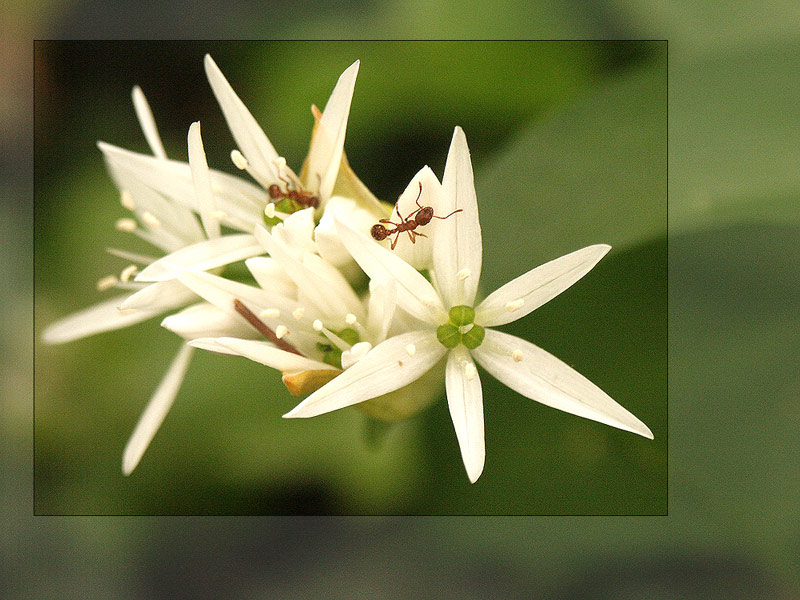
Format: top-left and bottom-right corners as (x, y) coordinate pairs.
(670, 44), (800, 233)
(476, 62), (666, 291)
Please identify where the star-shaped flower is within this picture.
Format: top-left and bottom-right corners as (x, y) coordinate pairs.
(283, 127), (653, 483)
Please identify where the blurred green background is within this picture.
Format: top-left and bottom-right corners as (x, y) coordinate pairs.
(2, 1), (797, 599)
(34, 41), (667, 515)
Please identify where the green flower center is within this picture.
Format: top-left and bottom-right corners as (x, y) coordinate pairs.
(316, 327), (360, 368)
(436, 305), (484, 349)
(263, 197), (306, 226)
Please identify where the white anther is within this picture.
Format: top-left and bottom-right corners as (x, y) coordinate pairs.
(405, 344), (416, 357)
(141, 211), (161, 228)
(505, 299), (525, 312)
(312, 319), (323, 332)
(275, 325), (289, 339)
(261, 308), (280, 319)
(345, 313), (357, 325)
(120, 264), (138, 283)
(210, 210), (228, 220)
(119, 190), (136, 210)
(512, 350), (523, 363)
(264, 203), (276, 218)
(96, 275), (118, 291)
(292, 307), (305, 321)
(456, 268), (471, 281)
(230, 149), (248, 170)
(464, 362), (477, 381)
(273, 156), (287, 170)
(115, 218), (137, 232)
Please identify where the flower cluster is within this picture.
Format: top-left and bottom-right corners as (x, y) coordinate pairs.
(43, 57), (653, 483)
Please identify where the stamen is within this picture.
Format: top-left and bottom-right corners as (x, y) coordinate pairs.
(405, 344), (416, 357)
(320, 327), (351, 352)
(141, 211), (161, 228)
(260, 308), (281, 319)
(233, 299), (303, 356)
(345, 313), (357, 325)
(505, 299), (525, 312)
(292, 307), (305, 321)
(264, 203), (277, 218)
(312, 319), (324, 332)
(275, 325), (289, 339)
(96, 275), (118, 291)
(119, 264), (138, 283)
(230, 149), (248, 170)
(119, 190), (136, 211)
(210, 209), (228, 220)
(512, 350), (523, 363)
(311, 104), (322, 121)
(273, 156), (287, 170)
(456, 268), (471, 281)
(464, 362), (477, 381)
(115, 218), (137, 232)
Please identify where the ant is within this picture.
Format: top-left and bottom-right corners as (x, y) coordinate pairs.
(268, 172), (319, 210)
(371, 182), (462, 250)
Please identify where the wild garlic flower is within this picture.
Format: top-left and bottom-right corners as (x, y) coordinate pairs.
(283, 127), (654, 483)
(42, 57), (377, 475)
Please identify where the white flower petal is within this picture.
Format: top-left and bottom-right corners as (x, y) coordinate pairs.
(161, 302), (255, 340)
(276, 208), (317, 255)
(131, 86), (167, 159)
(475, 244), (611, 327)
(389, 166), (443, 271)
(367, 278), (397, 344)
(118, 279), (197, 312)
(245, 256), (297, 298)
(172, 268), (302, 323)
(135, 234), (263, 282)
(255, 225), (356, 324)
(445, 346), (485, 483)
(98, 142), (267, 231)
(284, 330), (445, 419)
(434, 127), (482, 307)
(336, 219), (445, 325)
(203, 54), (280, 187)
(122, 344), (194, 475)
(190, 336), (335, 373)
(41, 295), (161, 344)
(187, 121), (221, 239)
(472, 329), (653, 439)
(315, 196), (381, 281)
(305, 60), (359, 202)
(106, 159), (206, 246)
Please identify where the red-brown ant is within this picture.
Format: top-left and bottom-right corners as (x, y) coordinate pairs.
(267, 172), (319, 210)
(268, 184), (319, 209)
(370, 182), (462, 250)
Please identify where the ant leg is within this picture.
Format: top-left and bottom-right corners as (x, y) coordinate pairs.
(406, 230), (416, 244)
(414, 181), (424, 210)
(412, 231), (428, 239)
(379, 218), (401, 227)
(432, 208), (464, 220)
(390, 233), (401, 250)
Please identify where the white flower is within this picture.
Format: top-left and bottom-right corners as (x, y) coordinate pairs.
(205, 54), (358, 213)
(283, 127), (653, 483)
(43, 57), (385, 476)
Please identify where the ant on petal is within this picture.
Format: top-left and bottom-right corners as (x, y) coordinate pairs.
(370, 182), (462, 250)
